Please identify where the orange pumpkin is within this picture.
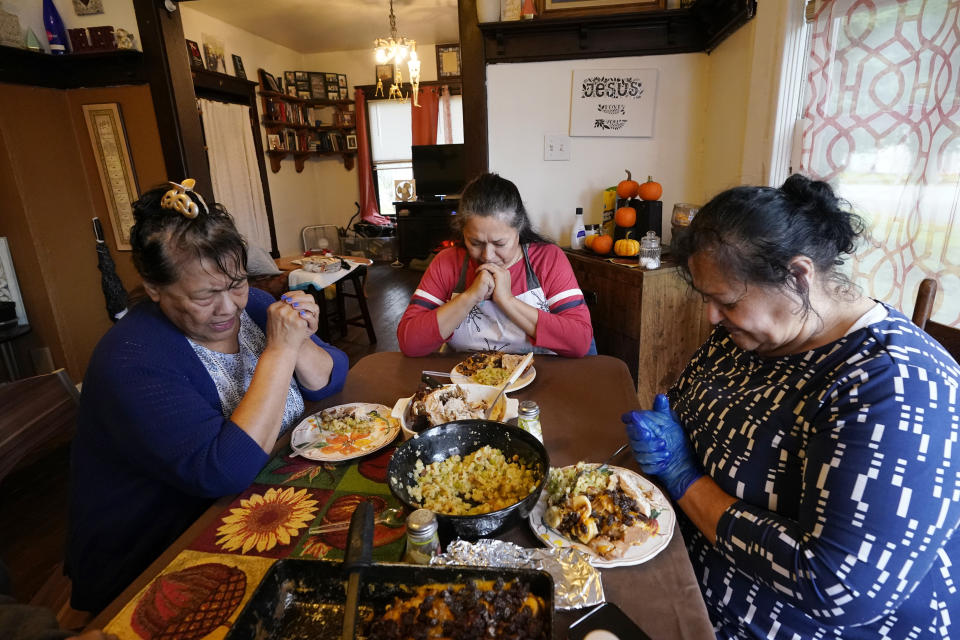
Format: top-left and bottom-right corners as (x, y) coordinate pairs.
(615, 206), (636, 228)
(615, 232), (640, 257)
(616, 170), (640, 199)
(584, 234), (596, 249)
(592, 234), (613, 255)
(638, 176), (662, 201)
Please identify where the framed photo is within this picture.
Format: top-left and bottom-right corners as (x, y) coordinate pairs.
(338, 73), (347, 88)
(309, 72), (326, 99)
(73, 0), (104, 15)
(266, 134), (281, 151)
(375, 64), (395, 85)
(338, 111), (355, 127)
(231, 54), (246, 79)
(0, 237), (28, 326)
(81, 103), (139, 250)
(536, 0), (663, 18)
(259, 69), (280, 93)
(284, 71), (296, 90)
(327, 90), (340, 101)
(295, 71), (309, 82)
(339, 87), (348, 100)
(185, 39), (203, 69)
(201, 34), (225, 73)
(435, 43), (461, 78)
(287, 85), (297, 97)
(345, 134), (358, 150)
(325, 72), (338, 84)
(298, 90), (312, 100)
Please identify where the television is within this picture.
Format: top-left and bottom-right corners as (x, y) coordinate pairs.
(412, 144), (466, 200)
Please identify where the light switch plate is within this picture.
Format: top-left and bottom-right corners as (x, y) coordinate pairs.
(544, 134), (571, 161)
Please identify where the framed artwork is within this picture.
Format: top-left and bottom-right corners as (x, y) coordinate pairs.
(309, 72), (326, 99)
(266, 134), (281, 151)
(435, 43), (461, 78)
(73, 0), (104, 15)
(298, 90), (312, 100)
(345, 134), (358, 150)
(287, 85), (297, 97)
(201, 34), (225, 73)
(569, 68), (658, 137)
(259, 70), (280, 93)
(536, 0), (663, 18)
(325, 72), (338, 84)
(284, 71), (296, 89)
(327, 90), (340, 101)
(231, 54), (246, 79)
(339, 87), (348, 100)
(81, 103), (139, 251)
(338, 111), (355, 127)
(295, 71), (309, 82)
(185, 39), (203, 69)
(338, 73), (347, 88)
(375, 64), (394, 85)
(0, 237), (28, 326)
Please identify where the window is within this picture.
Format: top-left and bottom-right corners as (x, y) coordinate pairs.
(799, 0), (959, 325)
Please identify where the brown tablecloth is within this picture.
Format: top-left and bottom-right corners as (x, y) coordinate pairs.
(88, 352), (714, 639)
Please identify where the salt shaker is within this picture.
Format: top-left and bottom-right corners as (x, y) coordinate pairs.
(403, 509), (440, 564)
(517, 400), (543, 442)
(639, 231), (661, 270)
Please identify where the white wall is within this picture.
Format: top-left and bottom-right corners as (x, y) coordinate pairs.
(5, 0), (140, 53)
(487, 54), (709, 244)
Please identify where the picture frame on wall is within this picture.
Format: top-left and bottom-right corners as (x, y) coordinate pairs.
(536, 0), (663, 18)
(231, 54), (246, 79)
(345, 134), (358, 150)
(327, 90), (340, 101)
(375, 64), (394, 85)
(435, 43), (461, 78)
(201, 34), (226, 73)
(284, 71), (296, 90)
(267, 134), (281, 151)
(338, 73), (347, 88)
(339, 87), (348, 100)
(259, 69), (281, 93)
(337, 111), (355, 127)
(185, 39), (203, 69)
(325, 72), (338, 84)
(287, 85), (297, 97)
(298, 90), (312, 100)
(309, 72), (326, 99)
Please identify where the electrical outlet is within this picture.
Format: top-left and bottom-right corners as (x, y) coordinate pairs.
(544, 134), (571, 161)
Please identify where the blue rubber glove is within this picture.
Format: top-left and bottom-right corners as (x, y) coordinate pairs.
(622, 394), (702, 500)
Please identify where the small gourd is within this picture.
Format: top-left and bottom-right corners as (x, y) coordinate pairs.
(592, 234), (613, 255)
(638, 176), (663, 201)
(615, 232), (640, 257)
(616, 170), (640, 199)
(615, 206), (636, 228)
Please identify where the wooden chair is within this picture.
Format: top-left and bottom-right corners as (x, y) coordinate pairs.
(912, 278), (960, 362)
(0, 368), (79, 484)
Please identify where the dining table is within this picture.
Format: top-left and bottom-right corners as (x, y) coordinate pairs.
(88, 352), (714, 640)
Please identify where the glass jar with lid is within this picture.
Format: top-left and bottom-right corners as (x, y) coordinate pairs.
(639, 231), (661, 270)
(670, 203), (700, 239)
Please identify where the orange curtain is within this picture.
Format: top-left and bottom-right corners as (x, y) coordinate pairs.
(354, 88), (392, 226)
(411, 87), (440, 146)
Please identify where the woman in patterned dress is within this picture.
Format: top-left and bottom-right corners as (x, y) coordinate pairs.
(623, 174), (960, 639)
(66, 181), (348, 614)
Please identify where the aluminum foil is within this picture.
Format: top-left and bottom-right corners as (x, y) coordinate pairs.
(431, 539), (604, 610)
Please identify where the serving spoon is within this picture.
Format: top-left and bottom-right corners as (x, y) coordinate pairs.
(484, 352), (534, 420)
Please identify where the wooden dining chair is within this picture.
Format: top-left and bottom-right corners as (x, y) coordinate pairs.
(911, 278), (960, 362)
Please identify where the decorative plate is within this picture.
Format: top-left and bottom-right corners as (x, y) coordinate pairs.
(449, 365), (537, 392)
(290, 403), (399, 462)
(528, 465), (674, 568)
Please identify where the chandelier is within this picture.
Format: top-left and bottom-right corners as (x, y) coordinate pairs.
(373, 0), (421, 106)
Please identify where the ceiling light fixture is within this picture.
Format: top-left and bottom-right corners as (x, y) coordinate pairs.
(373, 0), (421, 106)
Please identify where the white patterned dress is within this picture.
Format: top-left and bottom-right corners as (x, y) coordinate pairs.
(669, 303), (960, 639)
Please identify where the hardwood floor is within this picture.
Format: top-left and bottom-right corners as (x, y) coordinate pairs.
(0, 263), (423, 609)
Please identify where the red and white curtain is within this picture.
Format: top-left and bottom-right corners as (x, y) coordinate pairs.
(799, 0), (960, 326)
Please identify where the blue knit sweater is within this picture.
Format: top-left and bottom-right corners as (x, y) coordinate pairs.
(66, 288), (347, 612)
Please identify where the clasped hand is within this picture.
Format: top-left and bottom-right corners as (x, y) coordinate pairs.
(621, 394), (702, 500)
(266, 291), (318, 349)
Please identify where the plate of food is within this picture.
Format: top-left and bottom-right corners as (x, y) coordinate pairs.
(529, 463), (674, 568)
(450, 352), (537, 391)
(392, 384), (517, 439)
(290, 403), (399, 462)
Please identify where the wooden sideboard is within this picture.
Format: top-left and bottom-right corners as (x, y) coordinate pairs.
(564, 249), (711, 406)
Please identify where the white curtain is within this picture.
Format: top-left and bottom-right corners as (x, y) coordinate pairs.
(197, 98), (271, 250)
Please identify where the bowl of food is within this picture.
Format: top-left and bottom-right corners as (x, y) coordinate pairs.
(387, 420), (549, 538)
(394, 383), (516, 439)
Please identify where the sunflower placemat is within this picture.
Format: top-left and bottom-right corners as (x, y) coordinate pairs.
(104, 550), (275, 640)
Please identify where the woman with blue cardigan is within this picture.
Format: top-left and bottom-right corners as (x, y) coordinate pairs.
(66, 180), (348, 614)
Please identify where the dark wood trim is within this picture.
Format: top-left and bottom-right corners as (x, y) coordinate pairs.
(459, 0), (489, 179)
(354, 81), (463, 102)
(132, 0), (212, 202)
(191, 68), (279, 257)
(0, 46), (144, 88)
(694, 0), (758, 53)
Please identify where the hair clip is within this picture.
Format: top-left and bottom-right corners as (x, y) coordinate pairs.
(161, 178), (208, 219)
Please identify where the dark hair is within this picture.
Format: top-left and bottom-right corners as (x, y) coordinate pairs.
(452, 173), (551, 245)
(672, 173), (866, 311)
(129, 183), (247, 287)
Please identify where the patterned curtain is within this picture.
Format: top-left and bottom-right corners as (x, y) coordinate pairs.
(800, 0), (960, 326)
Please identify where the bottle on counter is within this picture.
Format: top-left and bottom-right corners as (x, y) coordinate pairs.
(584, 224), (599, 248)
(403, 509), (441, 564)
(639, 231), (661, 270)
(42, 0), (68, 54)
(517, 400), (543, 442)
(570, 207), (586, 250)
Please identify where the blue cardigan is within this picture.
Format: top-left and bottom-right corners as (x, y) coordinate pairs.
(66, 288), (347, 612)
